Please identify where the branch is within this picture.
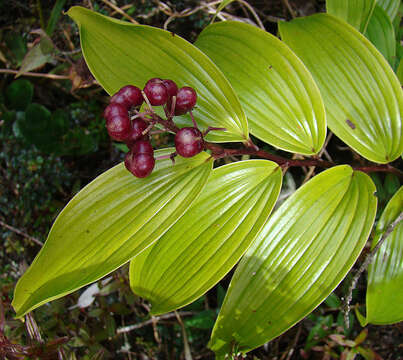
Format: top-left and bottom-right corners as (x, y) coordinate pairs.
(354, 164), (403, 180)
(0, 69), (69, 80)
(116, 311), (195, 334)
(144, 114), (402, 174)
(343, 212), (403, 328)
(0, 220), (43, 246)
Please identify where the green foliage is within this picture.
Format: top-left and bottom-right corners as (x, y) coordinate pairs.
(279, 14), (403, 164)
(130, 160), (282, 315)
(67, 6), (248, 143)
(13, 150), (213, 317)
(365, 5), (396, 66)
(326, 0), (376, 33)
(6, 79), (33, 110)
(2, 79), (102, 156)
(209, 166), (377, 356)
(195, 21), (326, 155)
(366, 186), (403, 324)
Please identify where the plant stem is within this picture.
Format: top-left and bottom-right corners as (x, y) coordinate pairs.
(343, 212), (403, 328)
(149, 113), (402, 177)
(0, 69), (69, 80)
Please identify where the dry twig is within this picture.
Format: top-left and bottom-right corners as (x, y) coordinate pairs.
(0, 220), (43, 246)
(343, 212), (403, 328)
(116, 311), (195, 334)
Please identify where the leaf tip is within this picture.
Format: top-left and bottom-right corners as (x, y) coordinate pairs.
(66, 6), (88, 26)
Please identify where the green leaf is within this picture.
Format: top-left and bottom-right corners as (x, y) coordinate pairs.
(6, 79), (33, 110)
(366, 186), (403, 324)
(397, 58), (403, 85)
(17, 36), (54, 76)
(46, 0), (67, 36)
(184, 310), (216, 329)
(209, 166), (377, 357)
(17, 104), (69, 153)
(365, 5), (396, 66)
(326, 0), (376, 33)
(129, 160), (282, 315)
(195, 21), (326, 155)
(4, 32), (27, 65)
(67, 6), (248, 143)
(279, 14), (403, 164)
(12, 150), (213, 318)
(377, 0), (401, 21)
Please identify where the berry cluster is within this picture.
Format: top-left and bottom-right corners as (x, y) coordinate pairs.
(103, 78), (213, 178)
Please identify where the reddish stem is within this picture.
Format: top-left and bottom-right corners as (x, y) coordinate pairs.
(150, 114), (402, 178)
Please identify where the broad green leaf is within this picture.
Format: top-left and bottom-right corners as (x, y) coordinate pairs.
(366, 186), (403, 324)
(67, 6), (248, 143)
(279, 14), (403, 164)
(195, 21), (326, 155)
(377, 0), (401, 21)
(397, 58), (403, 85)
(12, 150), (213, 318)
(129, 160), (282, 315)
(326, 0), (376, 33)
(209, 166), (377, 357)
(365, 5), (396, 66)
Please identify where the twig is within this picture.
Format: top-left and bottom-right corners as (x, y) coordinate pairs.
(175, 311), (193, 360)
(0, 69), (69, 80)
(116, 311), (195, 334)
(100, 0), (138, 24)
(303, 132), (333, 184)
(0, 220), (43, 246)
(282, 0), (297, 18)
(146, 113), (402, 175)
(343, 212), (403, 328)
(354, 164), (403, 179)
(237, 0), (265, 30)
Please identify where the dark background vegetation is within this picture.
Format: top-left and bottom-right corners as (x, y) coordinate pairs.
(0, 1), (402, 359)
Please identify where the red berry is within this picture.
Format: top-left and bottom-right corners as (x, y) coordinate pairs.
(125, 118), (149, 147)
(104, 103), (131, 141)
(132, 140), (154, 155)
(144, 79), (168, 106)
(125, 152), (155, 178)
(162, 79), (178, 98)
(174, 127), (204, 158)
(175, 87), (197, 115)
(110, 85), (143, 109)
(103, 102), (126, 119)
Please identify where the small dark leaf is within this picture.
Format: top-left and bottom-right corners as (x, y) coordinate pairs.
(184, 310), (216, 330)
(17, 37), (54, 76)
(6, 79), (33, 110)
(4, 32), (27, 65)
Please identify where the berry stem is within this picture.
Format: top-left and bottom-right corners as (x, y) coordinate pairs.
(189, 110), (198, 129)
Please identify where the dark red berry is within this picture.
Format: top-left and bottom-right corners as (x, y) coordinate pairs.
(162, 79), (178, 98)
(144, 79), (168, 106)
(174, 127), (204, 158)
(104, 102), (127, 119)
(132, 140), (154, 155)
(175, 87), (197, 115)
(110, 85), (143, 109)
(125, 152), (155, 178)
(147, 77), (162, 83)
(125, 118), (149, 146)
(104, 104), (131, 141)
